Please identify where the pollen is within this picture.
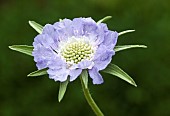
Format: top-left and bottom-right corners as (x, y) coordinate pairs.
(61, 41), (93, 64)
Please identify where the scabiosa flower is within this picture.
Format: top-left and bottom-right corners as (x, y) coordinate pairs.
(9, 16), (146, 116)
(32, 17), (118, 84)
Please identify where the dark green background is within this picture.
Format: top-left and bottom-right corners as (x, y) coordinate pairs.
(0, 0), (169, 116)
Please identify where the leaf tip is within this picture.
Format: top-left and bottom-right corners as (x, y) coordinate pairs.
(59, 19), (63, 22)
(8, 46), (13, 49)
(138, 45), (147, 49)
(28, 20), (33, 24)
(130, 80), (137, 87)
(28, 21), (32, 25)
(142, 45), (147, 48)
(27, 72), (34, 77)
(118, 30), (136, 36)
(97, 16), (112, 24)
(131, 29), (135, 32)
(8, 45), (17, 51)
(28, 21), (35, 29)
(27, 73), (32, 77)
(58, 98), (62, 102)
(133, 83), (137, 87)
(106, 15), (112, 18)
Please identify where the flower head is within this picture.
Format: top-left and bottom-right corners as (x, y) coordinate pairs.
(32, 17), (118, 84)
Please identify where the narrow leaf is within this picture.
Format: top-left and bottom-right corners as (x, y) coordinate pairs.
(118, 30), (135, 36)
(97, 16), (112, 24)
(114, 45), (147, 52)
(102, 63), (137, 87)
(58, 79), (69, 102)
(27, 68), (48, 77)
(9, 45), (33, 56)
(81, 70), (88, 89)
(29, 21), (43, 34)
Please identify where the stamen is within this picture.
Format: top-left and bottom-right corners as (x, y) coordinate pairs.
(61, 40), (93, 64)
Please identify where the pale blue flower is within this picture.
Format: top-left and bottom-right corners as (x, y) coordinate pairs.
(32, 17), (118, 84)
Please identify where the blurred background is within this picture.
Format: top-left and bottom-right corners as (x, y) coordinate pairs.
(0, 0), (169, 116)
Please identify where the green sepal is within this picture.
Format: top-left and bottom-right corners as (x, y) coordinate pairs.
(9, 45), (33, 56)
(58, 79), (69, 102)
(81, 70), (88, 89)
(97, 16), (112, 24)
(114, 45), (147, 52)
(29, 21), (43, 34)
(102, 63), (137, 87)
(27, 68), (48, 77)
(118, 30), (135, 36)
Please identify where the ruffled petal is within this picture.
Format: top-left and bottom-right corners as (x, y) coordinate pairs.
(98, 23), (108, 32)
(33, 34), (55, 49)
(94, 51), (114, 70)
(68, 18), (84, 36)
(32, 17), (118, 84)
(53, 19), (72, 30)
(36, 60), (48, 70)
(33, 45), (55, 61)
(93, 44), (106, 60)
(32, 43), (56, 69)
(47, 68), (69, 82)
(78, 60), (94, 69)
(102, 31), (118, 50)
(42, 24), (59, 49)
(83, 22), (97, 36)
(42, 24), (55, 35)
(47, 56), (65, 69)
(69, 69), (82, 81)
(89, 67), (103, 84)
(93, 44), (114, 70)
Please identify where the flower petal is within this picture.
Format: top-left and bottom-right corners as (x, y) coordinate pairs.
(33, 34), (56, 50)
(47, 57), (65, 69)
(71, 18), (85, 36)
(42, 24), (55, 35)
(102, 31), (118, 50)
(78, 60), (94, 69)
(93, 45), (115, 70)
(32, 17), (118, 84)
(54, 19), (72, 30)
(48, 68), (69, 82)
(36, 60), (48, 70)
(69, 69), (82, 81)
(42, 24), (59, 49)
(98, 23), (108, 32)
(32, 43), (56, 69)
(89, 67), (104, 84)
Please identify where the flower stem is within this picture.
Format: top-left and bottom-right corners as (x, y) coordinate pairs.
(80, 77), (104, 116)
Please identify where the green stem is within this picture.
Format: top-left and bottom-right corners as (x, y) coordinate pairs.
(80, 77), (104, 116)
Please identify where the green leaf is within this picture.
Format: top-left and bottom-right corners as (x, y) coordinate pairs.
(97, 16), (112, 24)
(81, 70), (88, 89)
(118, 30), (135, 36)
(27, 68), (48, 77)
(102, 63), (137, 87)
(29, 21), (43, 34)
(58, 79), (69, 102)
(114, 45), (147, 52)
(9, 45), (33, 56)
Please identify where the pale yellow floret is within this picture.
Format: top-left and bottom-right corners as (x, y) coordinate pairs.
(61, 40), (94, 64)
